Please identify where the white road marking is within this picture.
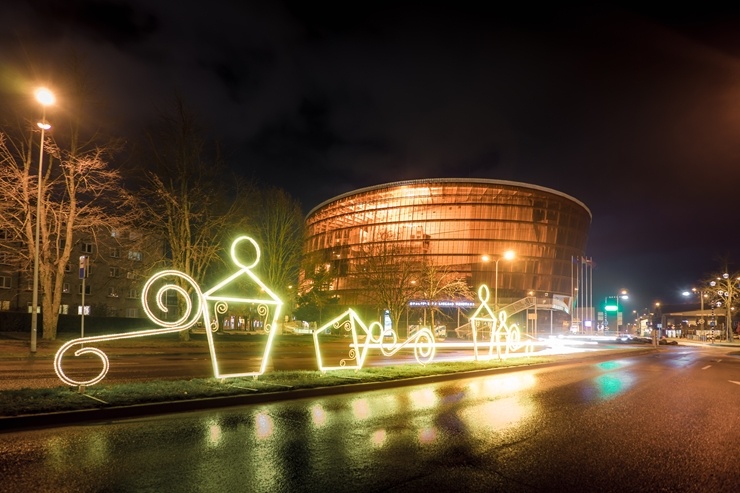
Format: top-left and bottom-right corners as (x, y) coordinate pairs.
(701, 365), (711, 370)
(730, 381), (740, 386)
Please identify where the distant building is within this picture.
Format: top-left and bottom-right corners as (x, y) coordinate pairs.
(302, 178), (592, 329)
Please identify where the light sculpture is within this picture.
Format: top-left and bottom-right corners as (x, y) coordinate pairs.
(54, 263), (538, 385)
(312, 309), (436, 372)
(467, 284), (530, 361)
(312, 284), (531, 373)
(54, 235), (283, 386)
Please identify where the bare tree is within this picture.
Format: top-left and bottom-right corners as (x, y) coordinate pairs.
(0, 113), (137, 340)
(417, 262), (475, 328)
(296, 253), (340, 325)
(136, 98), (253, 339)
(701, 265), (739, 342)
(354, 236), (420, 333)
(250, 187), (305, 311)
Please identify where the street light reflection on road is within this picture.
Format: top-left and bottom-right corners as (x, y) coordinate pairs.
(408, 387), (438, 410)
(352, 397), (371, 420)
(371, 429), (388, 448)
(466, 372), (537, 399)
(255, 411), (274, 440)
(461, 396), (535, 432)
(311, 403), (328, 428)
(206, 419), (223, 448)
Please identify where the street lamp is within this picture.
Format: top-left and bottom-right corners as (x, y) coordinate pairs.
(483, 250), (516, 311)
(617, 289), (628, 329)
(30, 87), (55, 354)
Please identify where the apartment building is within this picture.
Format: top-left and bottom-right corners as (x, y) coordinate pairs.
(0, 228), (166, 319)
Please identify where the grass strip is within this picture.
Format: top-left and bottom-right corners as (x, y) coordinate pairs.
(0, 356), (553, 417)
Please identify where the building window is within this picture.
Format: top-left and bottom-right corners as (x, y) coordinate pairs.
(126, 271), (136, 279)
(0, 253), (9, 265)
(78, 284), (91, 295)
(109, 267), (120, 278)
(82, 242), (94, 254)
(65, 263), (71, 273)
(128, 288), (139, 299)
(77, 305), (91, 316)
(110, 247), (120, 258)
(1, 300), (10, 311)
(107, 286), (119, 297)
(128, 251), (142, 261)
(0, 276), (10, 289)
(62, 283), (70, 293)
(125, 307), (139, 318)
(58, 304), (69, 315)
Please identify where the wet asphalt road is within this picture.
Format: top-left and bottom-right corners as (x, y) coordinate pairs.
(1, 345), (738, 492)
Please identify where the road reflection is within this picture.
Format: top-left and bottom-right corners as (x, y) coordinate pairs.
(587, 359), (637, 400)
(2, 347), (733, 493)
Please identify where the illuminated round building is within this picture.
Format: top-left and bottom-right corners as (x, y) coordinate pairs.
(303, 178), (591, 325)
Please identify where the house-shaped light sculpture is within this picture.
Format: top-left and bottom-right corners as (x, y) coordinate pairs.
(198, 235), (283, 380)
(312, 309), (436, 372)
(312, 309), (373, 371)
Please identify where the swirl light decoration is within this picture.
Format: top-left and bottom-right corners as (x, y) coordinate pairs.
(53, 235), (283, 386)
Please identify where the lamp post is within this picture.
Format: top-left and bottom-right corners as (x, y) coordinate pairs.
(604, 289), (628, 334)
(683, 288), (707, 340)
(30, 87), (55, 354)
(653, 301), (662, 344)
(483, 250), (515, 311)
(616, 289), (628, 333)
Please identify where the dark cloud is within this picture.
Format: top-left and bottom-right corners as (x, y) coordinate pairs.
(3, 1), (740, 307)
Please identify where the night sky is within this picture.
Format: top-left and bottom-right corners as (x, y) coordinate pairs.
(3, 1), (740, 311)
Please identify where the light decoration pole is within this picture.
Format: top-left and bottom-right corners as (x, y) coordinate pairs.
(482, 250), (516, 311)
(708, 273), (739, 342)
(30, 87), (55, 354)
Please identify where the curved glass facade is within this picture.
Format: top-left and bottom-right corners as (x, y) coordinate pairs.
(303, 178), (591, 309)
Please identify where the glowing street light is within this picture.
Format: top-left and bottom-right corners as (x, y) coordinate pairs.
(30, 87), (55, 354)
(483, 250), (516, 311)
